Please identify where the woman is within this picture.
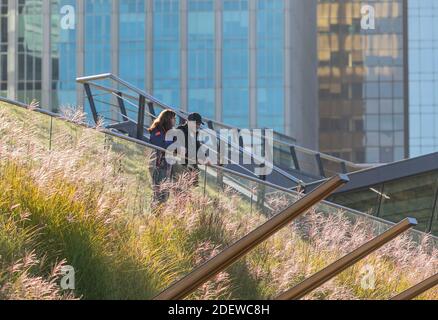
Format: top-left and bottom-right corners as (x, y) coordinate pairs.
(148, 109), (177, 204)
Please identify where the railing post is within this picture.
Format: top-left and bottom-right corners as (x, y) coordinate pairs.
(290, 146), (300, 171)
(216, 135), (224, 190)
(116, 91), (128, 121)
(315, 153), (326, 178)
(154, 174), (349, 300)
(148, 101), (156, 119)
(137, 95), (146, 140)
(276, 218), (418, 300)
(341, 161), (348, 174)
(203, 165), (208, 197)
(48, 116), (53, 151)
(391, 273), (438, 300)
(83, 83), (99, 124)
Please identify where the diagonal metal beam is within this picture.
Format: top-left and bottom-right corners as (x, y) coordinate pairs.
(391, 273), (438, 300)
(276, 217), (418, 300)
(154, 174), (349, 300)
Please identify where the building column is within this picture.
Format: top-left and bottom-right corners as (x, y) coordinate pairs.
(146, 0), (154, 93)
(111, 0), (119, 118)
(403, 0), (410, 159)
(214, 0), (223, 122)
(180, 0), (188, 112)
(286, 0), (318, 150)
(249, 0), (257, 129)
(76, 0), (85, 108)
(42, 0), (52, 110)
(284, 0), (292, 137)
(7, 0), (17, 101)
(111, 0), (119, 77)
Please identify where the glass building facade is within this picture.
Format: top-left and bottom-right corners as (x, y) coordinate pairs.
(329, 170), (438, 234)
(51, 0), (77, 109)
(408, 1), (438, 157)
(222, 0), (249, 128)
(187, 0), (215, 119)
(153, 0), (180, 107)
(17, 0), (43, 104)
(0, 0), (319, 147)
(119, 0), (145, 90)
(3, 1), (438, 160)
(256, 0), (284, 132)
(318, 0), (406, 164)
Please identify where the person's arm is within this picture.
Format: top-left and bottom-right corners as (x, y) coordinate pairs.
(150, 130), (161, 147)
(150, 130), (170, 150)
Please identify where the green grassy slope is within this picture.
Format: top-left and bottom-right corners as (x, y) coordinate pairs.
(0, 101), (437, 300)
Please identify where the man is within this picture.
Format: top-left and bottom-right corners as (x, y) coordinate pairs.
(174, 113), (205, 184)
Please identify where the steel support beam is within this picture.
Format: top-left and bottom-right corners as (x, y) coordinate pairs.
(154, 174), (349, 300)
(276, 218), (418, 300)
(391, 273), (438, 300)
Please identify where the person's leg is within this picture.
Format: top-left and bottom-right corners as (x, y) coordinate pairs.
(152, 166), (169, 204)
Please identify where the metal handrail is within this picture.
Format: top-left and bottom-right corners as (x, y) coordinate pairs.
(276, 218), (418, 300)
(153, 174), (349, 300)
(76, 73), (365, 171)
(77, 75), (306, 186)
(391, 273), (438, 300)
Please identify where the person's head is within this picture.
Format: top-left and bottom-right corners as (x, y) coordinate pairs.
(148, 109), (176, 132)
(187, 113), (205, 131)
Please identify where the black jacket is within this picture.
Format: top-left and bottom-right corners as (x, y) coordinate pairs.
(177, 124), (201, 166)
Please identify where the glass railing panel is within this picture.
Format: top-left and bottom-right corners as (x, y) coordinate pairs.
(104, 133), (155, 216)
(3, 101), (438, 300)
(320, 157), (345, 177)
(0, 101), (52, 151)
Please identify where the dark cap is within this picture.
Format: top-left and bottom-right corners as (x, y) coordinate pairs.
(188, 113), (205, 125)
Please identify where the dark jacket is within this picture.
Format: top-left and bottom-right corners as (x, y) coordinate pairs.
(150, 126), (173, 167)
(177, 123), (201, 166)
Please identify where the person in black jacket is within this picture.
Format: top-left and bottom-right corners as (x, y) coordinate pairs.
(174, 113), (205, 185)
(148, 109), (176, 204)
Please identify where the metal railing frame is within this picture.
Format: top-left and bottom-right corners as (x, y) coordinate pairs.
(76, 75), (307, 187)
(76, 74), (370, 178)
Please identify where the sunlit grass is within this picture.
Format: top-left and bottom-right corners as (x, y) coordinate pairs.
(0, 101), (437, 300)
